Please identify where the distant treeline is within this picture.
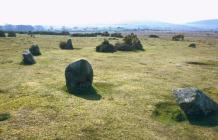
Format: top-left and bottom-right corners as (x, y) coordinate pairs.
(0, 30), (123, 38)
(28, 31), (70, 35)
(71, 32), (123, 38)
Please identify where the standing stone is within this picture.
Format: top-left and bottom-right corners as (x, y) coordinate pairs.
(22, 50), (36, 65)
(29, 44), (41, 56)
(65, 39), (74, 49)
(173, 87), (218, 116)
(65, 59), (93, 94)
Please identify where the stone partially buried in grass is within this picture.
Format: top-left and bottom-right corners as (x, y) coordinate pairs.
(173, 87), (218, 117)
(188, 43), (197, 48)
(22, 50), (36, 65)
(65, 59), (93, 94)
(29, 44), (41, 56)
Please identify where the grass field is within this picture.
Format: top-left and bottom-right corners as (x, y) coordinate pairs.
(0, 33), (218, 139)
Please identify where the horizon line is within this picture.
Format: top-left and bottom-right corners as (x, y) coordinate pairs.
(1, 18), (218, 27)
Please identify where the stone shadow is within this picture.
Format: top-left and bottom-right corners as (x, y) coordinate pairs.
(64, 86), (101, 101)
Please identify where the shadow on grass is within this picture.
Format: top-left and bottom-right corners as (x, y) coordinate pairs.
(187, 111), (218, 127)
(118, 49), (146, 52)
(73, 86), (102, 100)
(186, 61), (218, 66)
(73, 48), (82, 50)
(186, 61), (210, 66)
(64, 86), (101, 101)
(19, 61), (35, 66)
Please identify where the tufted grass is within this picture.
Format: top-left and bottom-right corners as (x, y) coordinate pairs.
(0, 33), (218, 139)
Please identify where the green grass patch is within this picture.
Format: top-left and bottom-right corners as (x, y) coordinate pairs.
(152, 102), (187, 123)
(0, 113), (11, 121)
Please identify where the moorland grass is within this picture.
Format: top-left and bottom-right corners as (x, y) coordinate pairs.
(0, 34), (218, 139)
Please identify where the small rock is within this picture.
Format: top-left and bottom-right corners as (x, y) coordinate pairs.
(188, 43), (197, 48)
(65, 59), (93, 94)
(29, 44), (41, 56)
(22, 50), (36, 65)
(173, 87), (218, 116)
(172, 34), (184, 41)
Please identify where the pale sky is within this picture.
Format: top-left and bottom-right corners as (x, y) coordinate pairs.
(0, 0), (218, 26)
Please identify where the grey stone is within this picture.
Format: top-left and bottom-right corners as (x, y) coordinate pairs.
(65, 39), (73, 49)
(29, 44), (41, 56)
(65, 59), (93, 94)
(173, 87), (218, 116)
(22, 50), (36, 65)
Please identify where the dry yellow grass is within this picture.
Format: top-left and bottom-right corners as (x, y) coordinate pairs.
(0, 33), (218, 139)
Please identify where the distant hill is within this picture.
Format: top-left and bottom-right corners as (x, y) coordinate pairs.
(0, 19), (218, 32)
(185, 19), (218, 30)
(113, 21), (197, 31)
(0, 24), (46, 32)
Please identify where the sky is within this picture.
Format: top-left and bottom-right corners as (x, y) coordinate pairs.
(0, 0), (218, 26)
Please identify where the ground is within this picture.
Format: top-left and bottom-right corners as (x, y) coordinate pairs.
(0, 33), (218, 140)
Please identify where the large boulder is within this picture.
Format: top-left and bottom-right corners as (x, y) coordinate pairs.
(22, 50), (36, 65)
(65, 39), (74, 49)
(96, 40), (116, 53)
(29, 44), (41, 56)
(65, 59), (93, 94)
(173, 87), (218, 116)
